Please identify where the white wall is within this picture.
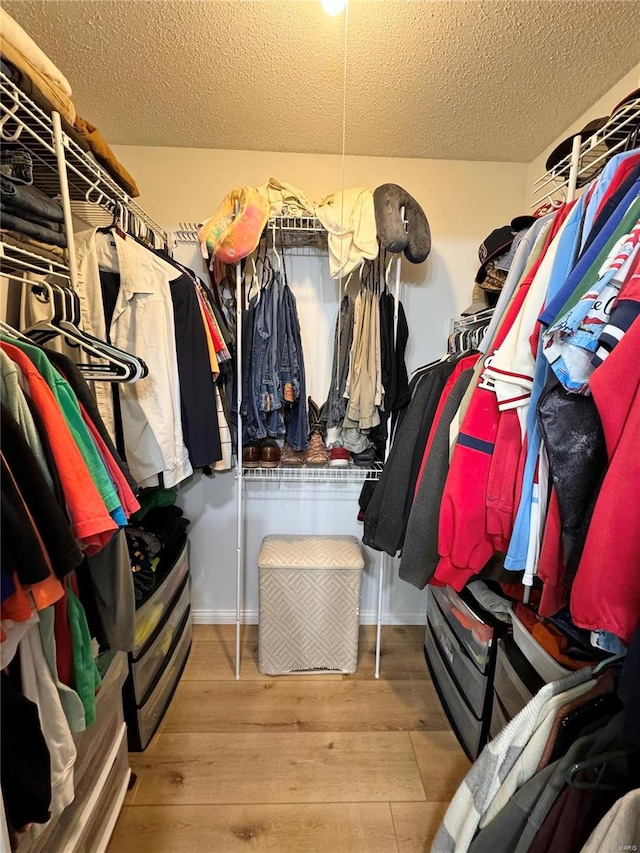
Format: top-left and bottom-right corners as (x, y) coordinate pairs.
(111, 145), (528, 624)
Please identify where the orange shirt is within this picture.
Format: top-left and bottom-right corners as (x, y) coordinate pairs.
(2, 343), (117, 553)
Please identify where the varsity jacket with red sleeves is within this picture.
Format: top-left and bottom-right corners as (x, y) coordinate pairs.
(434, 205), (573, 590)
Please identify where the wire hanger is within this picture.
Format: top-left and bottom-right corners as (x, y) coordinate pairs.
(247, 254), (260, 301)
(385, 253), (394, 293)
(271, 218), (281, 271)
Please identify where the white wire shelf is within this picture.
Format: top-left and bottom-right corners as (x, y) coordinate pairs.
(269, 214), (325, 232)
(242, 462), (383, 482)
(534, 96), (640, 203)
(266, 214), (327, 250)
(0, 239), (71, 282)
(0, 71), (168, 244)
(173, 215), (328, 250)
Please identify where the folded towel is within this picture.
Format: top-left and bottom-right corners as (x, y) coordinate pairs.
(1, 178), (65, 222)
(0, 9), (72, 95)
(0, 14), (76, 125)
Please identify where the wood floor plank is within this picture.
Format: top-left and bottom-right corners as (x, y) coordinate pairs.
(410, 731), (470, 802)
(109, 803), (399, 853)
(391, 802), (449, 853)
(191, 624), (258, 643)
(183, 638), (429, 682)
(191, 624), (425, 646)
(128, 732), (426, 805)
(160, 678), (446, 733)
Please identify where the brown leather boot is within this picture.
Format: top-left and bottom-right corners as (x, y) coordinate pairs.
(281, 442), (305, 466)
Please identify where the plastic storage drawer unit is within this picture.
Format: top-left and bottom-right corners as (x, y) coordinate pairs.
(494, 636), (544, 721)
(427, 588), (490, 718)
(510, 609), (572, 683)
(258, 534), (364, 675)
(425, 622), (485, 760)
(431, 584), (494, 672)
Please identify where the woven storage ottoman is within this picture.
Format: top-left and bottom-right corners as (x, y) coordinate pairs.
(258, 534), (365, 675)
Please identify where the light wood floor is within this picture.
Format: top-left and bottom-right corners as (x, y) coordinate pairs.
(108, 625), (469, 853)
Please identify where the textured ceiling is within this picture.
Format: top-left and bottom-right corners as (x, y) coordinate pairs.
(3, 1), (639, 162)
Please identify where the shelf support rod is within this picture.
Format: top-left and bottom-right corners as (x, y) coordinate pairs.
(51, 111), (80, 291)
(235, 258), (244, 680)
(566, 134), (582, 204)
(375, 216), (405, 679)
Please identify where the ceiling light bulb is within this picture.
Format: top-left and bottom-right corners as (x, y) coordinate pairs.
(321, 0), (346, 15)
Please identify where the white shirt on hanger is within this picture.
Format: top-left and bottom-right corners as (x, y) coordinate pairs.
(74, 228), (192, 488)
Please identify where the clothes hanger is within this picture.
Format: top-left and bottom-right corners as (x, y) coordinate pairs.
(271, 219), (281, 272)
(342, 269), (355, 295)
(592, 651), (627, 675)
(564, 750), (629, 791)
(96, 199), (127, 240)
(246, 255), (260, 301)
(0, 320), (31, 343)
(41, 278), (143, 375)
(385, 253), (394, 294)
(279, 226), (289, 290)
(24, 281), (147, 382)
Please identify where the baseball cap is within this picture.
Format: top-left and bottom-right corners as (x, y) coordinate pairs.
(510, 215), (537, 232)
(475, 225), (515, 284)
(495, 227), (530, 273)
(462, 284), (490, 316)
(610, 87), (640, 118)
(544, 117), (609, 187)
(475, 214), (540, 284)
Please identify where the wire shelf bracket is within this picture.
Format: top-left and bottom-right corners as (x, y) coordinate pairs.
(533, 96), (640, 205)
(0, 71), (168, 247)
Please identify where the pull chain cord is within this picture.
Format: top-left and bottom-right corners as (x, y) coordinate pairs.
(335, 0), (350, 392)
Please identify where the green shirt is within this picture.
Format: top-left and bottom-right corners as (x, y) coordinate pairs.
(1, 335), (123, 519)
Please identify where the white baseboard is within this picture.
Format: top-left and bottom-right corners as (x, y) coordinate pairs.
(191, 609), (427, 626)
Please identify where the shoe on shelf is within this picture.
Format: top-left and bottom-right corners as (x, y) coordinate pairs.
(242, 445), (260, 468)
(307, 397), (326, 438)
(260, 440), (281, 468)
(329, 446), (350, 467)
(281, 442), (305, 466)
(351, 446), (377, 467)
(304, 432), (329, 466)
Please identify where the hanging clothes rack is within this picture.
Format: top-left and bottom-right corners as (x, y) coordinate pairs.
(0, 69), (169, 257)
(188, 211), (407, 680)
(0, 62), (174, 851)
(448, 309), (494, 355)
